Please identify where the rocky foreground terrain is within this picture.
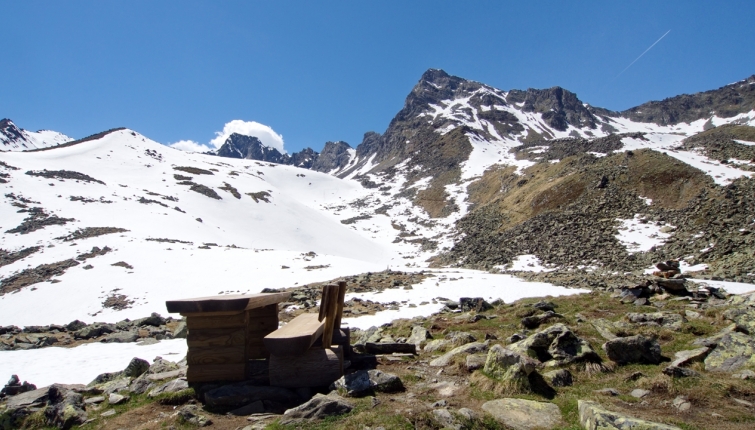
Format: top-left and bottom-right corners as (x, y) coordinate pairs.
(2, 267), (755, 430)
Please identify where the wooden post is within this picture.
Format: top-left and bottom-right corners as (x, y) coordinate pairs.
(333, 280), (347, 330)
(321, 284), (339, 348)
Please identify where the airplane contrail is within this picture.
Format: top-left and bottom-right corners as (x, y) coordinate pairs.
(616, 30), (671, 79)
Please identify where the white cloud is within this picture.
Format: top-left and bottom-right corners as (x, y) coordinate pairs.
(169, 140), (211, 153)
(209, 120), (285, 153)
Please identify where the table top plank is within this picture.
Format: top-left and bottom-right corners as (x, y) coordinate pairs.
(166, 292), (291, 314)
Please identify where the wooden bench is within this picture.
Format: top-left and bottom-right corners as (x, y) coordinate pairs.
(265, 281), (348, 387)
(165, 292), (290, 383)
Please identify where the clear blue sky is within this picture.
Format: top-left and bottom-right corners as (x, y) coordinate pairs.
(2, 1), (754, 153)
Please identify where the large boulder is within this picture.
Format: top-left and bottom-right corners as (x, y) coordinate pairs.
(332, 370), (403, 397)
(578, 400), (681, 429)
(509, 324), (600, 366)
(483, 345), (538, 391)
(723, 307), (755, 334)
(122, 357), (150, 378)
(542, 369), (573, 387)
(603, 335), (662, 365)
(148, 378), (189, 397)
(481, 398), (562, 430)
(704, 332), (755, 372)
(2, 385), (88, 430)
(282, 393), (353, 422)
(429, 342), (488, 367)
(408, 326), (432, 346)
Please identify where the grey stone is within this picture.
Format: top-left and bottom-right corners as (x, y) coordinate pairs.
(101, 377), (131, 395)
(432, 408), (458, 429)
(408, 326), (432, 346)
(630, 389), (650, 398)
(148, 357), (179, 374)
(594, 388), (620, 396)
(625, 312), (686, 331)
(704, 332), (755, 372)
(591, 319), (619, 340)
(108, 393), (129, 405)
(46, 384), (89, 429)
(148, 369), (184, 381)
(483, 345), (538, 391)
(148, 378), (189, 397)
(424, 339), (450, 353)
(481, 398), (562, 430)
(101, 330), (139, 343)
(670, 347), (710, 368)
(673, 395), (691, 412)
(84, 396), (105, 404)
(603, 335), (662, 365)
(521, 311), (560, 329)
(133, 312), (166, 327)
(445, 331), (477, 345)
(178, 404), (212, 426)
(332, 370), (403, 396)
(663, 366), (700, 378)
(100, 409), (116, 417)
(172, 320), (188, 338)
(578, 400), (681, 430)
(122, 357), (150, 378)
(465, 354), (486, 372)
(459, 297), (493, 312)
(282, 393), (353, 421)
(509, 323), (600, 366)
(429, 341), (488, 367)
(128, 373), (155, 394)
(5, 386), (49, 408)
(542, 369), (573, 387)
(732, 369), (755, 380)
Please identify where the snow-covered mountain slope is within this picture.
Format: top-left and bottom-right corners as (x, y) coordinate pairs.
(0, 128), (587, 330)
(0, 129), (401, 326)
(1, 118), (72, 151)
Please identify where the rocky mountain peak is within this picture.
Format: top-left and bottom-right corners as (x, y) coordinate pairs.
(1, 118), (25, 144)
(216, 133), (288, 164)
(506, 86), (600, 131)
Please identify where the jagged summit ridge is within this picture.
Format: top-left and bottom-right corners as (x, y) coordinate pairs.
(1, 118), (72, 152)
(215, 132), (354, 173)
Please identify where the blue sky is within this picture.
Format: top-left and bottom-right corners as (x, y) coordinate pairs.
(2, 1), (754, 154)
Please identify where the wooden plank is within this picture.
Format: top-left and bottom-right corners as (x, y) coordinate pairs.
(269, 346), (343, 388)
(186, 312), (246, 330)
(187, 363), (246, 383)
(263, 313), (325, 356)
(333, 281), (347, 330)
(187, 346), (245, 365)
(166, 292), (291, 314)
(321, 284), (339, 348)
(318, 284), (332, 322)
(187, 328), (245, 348)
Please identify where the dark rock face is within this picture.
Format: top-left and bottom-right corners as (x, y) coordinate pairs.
(311, 141), (352, 173)
(621, 75), (755, 125)
(216, 133), (288, 164)
(507, 86), (602, 131)
(289, 147), (319, 169)
(603, 335), (662, 365)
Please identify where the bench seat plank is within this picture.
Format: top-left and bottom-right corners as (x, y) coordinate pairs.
(264, 313), (325, 356)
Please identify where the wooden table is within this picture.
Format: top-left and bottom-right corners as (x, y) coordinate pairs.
(166, 292), (291, 383)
